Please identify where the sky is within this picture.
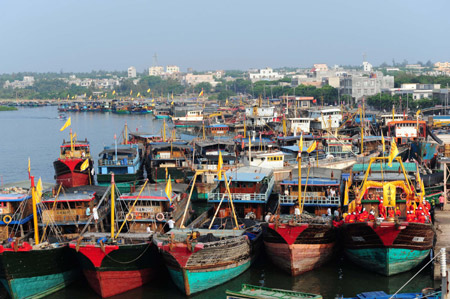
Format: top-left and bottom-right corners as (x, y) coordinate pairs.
(1, 0), (449, 73)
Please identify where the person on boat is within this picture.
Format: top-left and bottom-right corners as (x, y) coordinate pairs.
(355, 204), (363, 214)
(378, 200), (386, 218)
(417, 212), (426, 223)
(294, 204), (301, 221)
(415, 206), (423, 219)
(344, 213), (350, 222)
(167, 217), (175, 229)
(86, 205), (91, 217)
(439, 194), (445, 211)
(146, 224), (153, 234)
(92, 205), (99, 224)
(406, 211), (415, 222)
(357, 208), (368, 222)
(327, 208), (332, 217)
(333, 208), (340, 220)
(387, 208), (395, 219)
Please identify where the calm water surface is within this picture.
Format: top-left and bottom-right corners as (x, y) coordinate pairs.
(0, 107), (435, 299)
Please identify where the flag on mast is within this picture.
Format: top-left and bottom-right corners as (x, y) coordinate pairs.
(306, 141), (317, 153)
(198, 89), (204, 97)
(60, 117), (71, 131)
(80, 159), (90, 171)
(165, 175), (172, 201)
(387, 138), (399, 167)
(218, 151), (223, 180)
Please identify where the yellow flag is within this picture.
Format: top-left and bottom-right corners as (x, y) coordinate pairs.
(299, 134), (303, 153)
(151, 99), (155, 103)
(112, 90), (116, 95)
(130, 90), (133, 96)
(36, 177), (43, 203)
(387, 138), (399, 167)
(381, 132), (385, 154)
(306, 141), (317, 153)
(137, 92), (141, 97)
(104, 93), (107, 97)
(218, 151), (223, 180)
(84, 93), (86, 97)
(28, 157), (31, 176)
(89, 95), (92, 100)
(343, 180), (349, 206)
(383, 183), (396, 207)
(147, 88), (151, 93)
(171, 101), (174, 105)
(80, 159), (89, 171)
(171, 92), (174, 100)
(226, 99), (229, 105)
(198, 89), (204, 97)
(416, 109), (421, 116)
(60, 117), (71, 131)
(67, 94), (70, 99)
(165, 175), (172, 201)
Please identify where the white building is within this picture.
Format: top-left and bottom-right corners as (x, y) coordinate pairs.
(166, 65), (180, 74)
(248, 67), (283, 83)
(313, 64), (329, 72)
(3, 76), (35, 89)
(183, 73), (218, 87)
(128, 66), (137, 78)
(362, 61), (373, 72)
(148, 66), (164, 76)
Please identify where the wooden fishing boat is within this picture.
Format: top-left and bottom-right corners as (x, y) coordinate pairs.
(226, 284), (323, 299)
(0, 177), (79, 299)
(154, 106), (171, 119)
(154, 169), (263, 296)
(70, 177), (161, 298)
(97, 142), (144, 193)
(172, 109), (204, 127)
(0, 186), (33, 241)
(53, 135), (93, 188)
(154, 225), (262, 296)
(341, 156), (435, 276)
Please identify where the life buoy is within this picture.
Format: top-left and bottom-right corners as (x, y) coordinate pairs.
(126, 213), (134, 221)
(401, 192), (407, 199)
(3, 215), (12, 224)
(156, 213), (165, 221)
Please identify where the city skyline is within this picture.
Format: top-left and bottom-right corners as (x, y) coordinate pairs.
(1, 0), (449, 73)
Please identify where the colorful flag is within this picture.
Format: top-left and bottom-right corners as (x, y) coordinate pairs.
(137, 92), (141, 98)
(147, 88), (151, 93)
(218, 151), (223, 180)
(60, 117), (71, 131)
(89, 95), (92, 100)
(112, 90), (116, 95)
(130, 90), (133, 96)
(416, 109), (421, 116)
(388, 138), (399, 167)
(151, 99), (155, 103)
(28, 157), (31, 178)
(171, 92), (174, 100)
(80, 159), (89, 171)
(165, 175), (172, 200)
(198, 89), (204, 97)
(36, 177), (43, 203)
(67, 94), (70, 99)
(306, 141), (317, 153)
(381, 131), (385, 154)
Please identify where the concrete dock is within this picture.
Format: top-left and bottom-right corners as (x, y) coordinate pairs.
(433, 209), (450, 280)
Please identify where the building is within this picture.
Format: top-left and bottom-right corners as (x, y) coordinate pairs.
(339, 73), (394, 101)
(362, 61), (373, 72)
(128, 66), (137, 78)
(3, 76), (35, 89)
(313, 64), (328, 72)
(148, 66), (164, 76)
(166, 65), (180, 74)
(389, 83), (441, 100)
(183, 73), (218, 87)
(435, 62), (450, 72)
(248, 67), (283, 83)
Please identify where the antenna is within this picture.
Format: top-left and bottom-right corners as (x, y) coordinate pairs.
(362, 52), (367, 62)
(153, 53), (158, 66)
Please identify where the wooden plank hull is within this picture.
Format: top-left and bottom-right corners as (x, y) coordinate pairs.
(0, 245), (79, 299)
(70, 242), (160, 298)
(156, 232), (261, 295)
(341, 221), (434, 276)
(263, 223), (336, 276)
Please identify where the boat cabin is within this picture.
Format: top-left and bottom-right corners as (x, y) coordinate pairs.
(387, 120), (427, 144)
(381, 114), (405, 126)
(59, 139), (91, 159)
(287, 118), (312, 134)
(242, 151), (285, 169)
(149, 142), (193, 182)
(207, 124), (230, 136)
(208, 166), (275, 220)
(309, 108), (342, 130)
(0, 189), (33, 240)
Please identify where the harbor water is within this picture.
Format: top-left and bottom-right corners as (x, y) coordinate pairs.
(0, 107), (436, 298)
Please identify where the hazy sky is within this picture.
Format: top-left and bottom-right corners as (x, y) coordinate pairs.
(1, 0), (449, 73)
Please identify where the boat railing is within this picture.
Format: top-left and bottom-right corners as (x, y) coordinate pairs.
(98, 158), (135, 166)
(116, 210), (172, 221)
(279, 194), (340, 206)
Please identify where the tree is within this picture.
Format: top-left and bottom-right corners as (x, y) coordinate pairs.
(194, 82), (212, 94)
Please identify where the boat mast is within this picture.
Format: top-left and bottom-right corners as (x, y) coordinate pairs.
(360, 107), (364, 154)
(30, 176), (40, 245)
(111, 173), (115, 239)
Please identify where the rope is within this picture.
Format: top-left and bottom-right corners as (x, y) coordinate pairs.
(389, 251), (440, 299)
(104, 242), (151, 264)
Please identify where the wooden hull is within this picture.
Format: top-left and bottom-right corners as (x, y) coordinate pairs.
(341, 221), (434, 276)
(53, 158), (92, 188)
(70, 242), (160, 298)
(0, 244), (79, 299)
(155, 232), (261, 295)
(263, 223), (336, 276)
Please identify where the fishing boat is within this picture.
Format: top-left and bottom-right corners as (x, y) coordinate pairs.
(0, 177), (79, 299)
(53, 133), (93, 188)
(69, 177), (161, 298)
(154, 106), (171, 119)
(265, 166), (339, 276)
(226, 284), (323, 299)
(154, 170), (262, 296)
(97, 142), (144, 193)
(208, 166), (275, 220)
(0, 185), (34, 241)
(341, 156), (435, 276)
(172, 109), (204, 127)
